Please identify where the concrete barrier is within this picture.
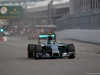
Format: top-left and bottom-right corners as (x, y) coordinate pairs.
(0, 36), (7, 41)
(0, 38), (4, 41)
(3, 36), (7, 41)
(56, 30), (100, 44)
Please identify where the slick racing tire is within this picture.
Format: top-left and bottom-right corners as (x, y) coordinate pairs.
(68, 44), (76, 59)
(27, 44), (35, 58)
(34, 45), (41, 59)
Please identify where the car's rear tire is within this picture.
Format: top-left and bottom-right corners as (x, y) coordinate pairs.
(27, 44), (35, 58)
(34, 45), (41, 59)
(68, 44), (76, 59)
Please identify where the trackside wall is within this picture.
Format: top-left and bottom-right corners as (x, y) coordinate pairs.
(56, 9), (100, 44)
(56, 30), (100, 44)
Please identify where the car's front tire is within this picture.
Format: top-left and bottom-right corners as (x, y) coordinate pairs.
(68, 44), (76, 59)
(27, 44), (35, 58)
(34, 45), (41, 59)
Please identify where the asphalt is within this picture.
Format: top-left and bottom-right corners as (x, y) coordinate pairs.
(0, 36), (100, 75)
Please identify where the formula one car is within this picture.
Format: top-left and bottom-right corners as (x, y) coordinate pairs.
(27, 33), (76, 59)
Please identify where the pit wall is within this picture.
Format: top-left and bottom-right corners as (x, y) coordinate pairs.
(56, 30), (100, 44)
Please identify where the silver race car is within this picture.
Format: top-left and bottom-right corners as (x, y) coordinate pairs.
(27, 33), (76, 59)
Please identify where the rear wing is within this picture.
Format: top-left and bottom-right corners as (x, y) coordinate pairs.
(39, 34), (55, 39)
(38, 34), (56, 44)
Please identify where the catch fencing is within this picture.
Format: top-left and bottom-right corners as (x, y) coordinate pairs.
(56, 9), (100, 31)
(56, 9), (100, 44)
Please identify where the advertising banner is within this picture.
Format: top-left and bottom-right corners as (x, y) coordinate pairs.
(0, 6), (23, 19)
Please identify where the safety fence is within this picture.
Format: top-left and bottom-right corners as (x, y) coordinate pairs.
(56, 9), (100, 31)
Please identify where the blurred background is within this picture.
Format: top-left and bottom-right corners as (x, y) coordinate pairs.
(0, 0), (100, 43)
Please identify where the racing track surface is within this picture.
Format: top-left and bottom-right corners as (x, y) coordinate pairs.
(0, 36), (100, 75)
